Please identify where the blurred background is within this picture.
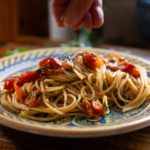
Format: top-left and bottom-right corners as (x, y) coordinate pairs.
(0, 0), (150, 55)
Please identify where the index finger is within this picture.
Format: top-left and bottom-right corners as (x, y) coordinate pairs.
(63, 0), (94, 28)
(51, 0), (69, 27)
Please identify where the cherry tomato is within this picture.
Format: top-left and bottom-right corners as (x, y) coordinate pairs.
(39, 57), (62, 69)
(121, 62), (140, 78)
(108, 60), (140, 78)
(83, 53), (103, 70)
(4, 76), (20, 91)
(82, 99), (104, 117)
(122, 62), (134, 71)
(14, 83), (25, 103)
(4, 71), (40, 92)
(107, 53), (122, 62)
(20, 71), (40, 85)
(91, 99), (104, 114)
(82, 99), (93, 116)
(129, 68), (140, 78)
(25, 98), (42, 107)
(25, 90), (42, 107)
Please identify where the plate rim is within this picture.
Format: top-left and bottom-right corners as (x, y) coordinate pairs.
(1, 47), (150, 65)
(0, 112), (149, 137)
(0, 47), (150, 137)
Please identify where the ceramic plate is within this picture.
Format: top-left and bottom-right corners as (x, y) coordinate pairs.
(0, 47), (150, 137)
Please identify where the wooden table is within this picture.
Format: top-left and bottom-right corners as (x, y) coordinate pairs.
(0, 43), (150, 150)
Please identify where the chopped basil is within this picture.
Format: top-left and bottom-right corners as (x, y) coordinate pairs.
(103, 102), (108, 110)
(109, 58), (117, 63)
(59, 55), (71, 61)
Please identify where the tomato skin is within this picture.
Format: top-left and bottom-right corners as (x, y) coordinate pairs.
(82, 99), (104, 117)
(120, 62), (140, 78)
(83, 53), (103, 70)
(129, 68), (140, 78)
(107, 53), (122, 62)
(91, 99), (104, 114)
(4, 77), (20, 92)
(4, 71), (40, 92)
(25, 90), (42, 107)
(122, 62), (134, 71)
(108, 60), (140, 78)
(39, 57), (62, 69)
(20, 71), (40, 85)
(14, 83), (25, 103)
(82, 99), (93, 116)
(25, 98), (42, 107)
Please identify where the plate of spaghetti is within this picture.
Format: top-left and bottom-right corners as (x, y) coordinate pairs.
(0, 47), (150, 137)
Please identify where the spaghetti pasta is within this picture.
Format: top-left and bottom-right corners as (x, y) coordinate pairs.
(0, 50), (150, 121)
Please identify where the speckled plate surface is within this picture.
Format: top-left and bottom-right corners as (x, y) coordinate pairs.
(0, 47), (150, 137)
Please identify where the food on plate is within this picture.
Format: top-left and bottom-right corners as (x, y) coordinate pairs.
(1, 50), (150, 121)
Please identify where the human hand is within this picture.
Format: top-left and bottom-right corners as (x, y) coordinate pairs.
(51, 0), (104, 29)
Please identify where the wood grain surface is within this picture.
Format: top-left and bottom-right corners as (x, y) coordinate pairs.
(0, 43), (150, 150)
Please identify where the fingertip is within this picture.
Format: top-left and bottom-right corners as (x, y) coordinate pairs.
(50, 0), (67, 27)
(95, 7), (104, 28)
(82, 11), (93, 29)
(89, 0), (104, 28)
(72, 24), (82, 30)
(91, 6), (104, 28)
(52, 14), (65, 27)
